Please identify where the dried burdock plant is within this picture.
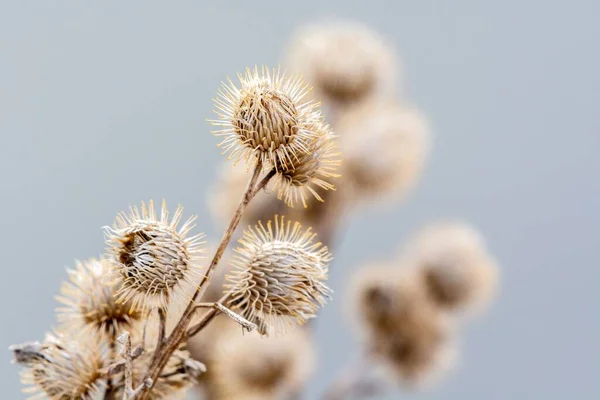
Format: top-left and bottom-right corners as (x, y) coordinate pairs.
(104, 200), (205, 312)
(404, 221), (499, 314)
(273, 121), (341, 208)
(55, 257), (142, 339)
(337, 100), (430, 206)
(286, 20), (397, 107)
(225, 216), (333, 335)
(211, 328), (315, 400)
(211, 66), (323, 169)
(12, 331), (106, 400)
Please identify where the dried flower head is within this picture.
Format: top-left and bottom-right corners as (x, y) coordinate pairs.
(406, 221), (499, 314)
(18, 332), (105, 400)
(351, 267), (455, 386)
(212, 328), (315, 400)
(273, 121), (341, 207)
(55, 257), (142, 338)
(225, 216), (332, 334)
(286, 20), (397, 105)
(211, 66), (322, 169)
(112, 346), (204, 400)
(104, 200), (205, 311)
(338, 100), (430, 205)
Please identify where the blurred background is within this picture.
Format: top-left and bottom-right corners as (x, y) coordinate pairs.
(1, 1), (599, 399)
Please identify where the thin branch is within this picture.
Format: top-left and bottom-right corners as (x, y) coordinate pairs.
(137, 157), (271, 400)
(188, 298), (255, 335)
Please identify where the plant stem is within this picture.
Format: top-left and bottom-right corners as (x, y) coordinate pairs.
(137, 158), (268, 400)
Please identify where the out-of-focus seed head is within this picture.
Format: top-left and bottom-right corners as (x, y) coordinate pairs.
(405, 221), (499, 314)
(55, 257), (142, 338)
(104, 200), (205, 312)
(225, 216), (333, 335)
(212, 328), (315, 400)
(351, 267), (455, 386)
(211, 66), (323, 169)
(18, 332), (105, 400)
(273, 121), (341, 207)
(286, 20), (398, 106)
(337, 100), (430, 206)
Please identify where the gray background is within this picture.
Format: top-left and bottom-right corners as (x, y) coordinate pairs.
(1, 1), (599, 399)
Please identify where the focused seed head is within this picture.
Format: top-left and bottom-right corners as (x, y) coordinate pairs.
(274, 121), (341, 207)
(17, 332), (105, 400)
(338, 100), (430, 206)
(104, 200), (205, 312)
(55, 257), (142, 338)
(211, 66), (323, 169)
(225, 216), (333, 334)
(286, 20), (398, 106)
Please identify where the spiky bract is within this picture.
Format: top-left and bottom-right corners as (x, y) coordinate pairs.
(55, 257), (142, 338)
(211, 66), (323, 169)
(20, 332), (105, 400)
(104, 200), (205, 312)
(225, 216), (332, 334)
(273, 122), (341, 207)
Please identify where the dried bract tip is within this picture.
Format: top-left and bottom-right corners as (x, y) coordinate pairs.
(351, 268), (455, 386)
(407, 222), (499, 314)
(212, 328), (315, 400)
(274, 121), (341, 207)
(55, 257), (142, 338)
(226, 216), (333, 334)
(104, 200), (205, 312)
(286, 20), (397, 105)
(211, 66), (323, 169)
(18, 332), (105, 400)
(338, 100), (430, 205)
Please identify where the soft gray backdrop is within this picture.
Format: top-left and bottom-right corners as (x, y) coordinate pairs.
(2, 1), (599, 399)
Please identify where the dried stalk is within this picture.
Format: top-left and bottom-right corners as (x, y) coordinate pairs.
(136, 159), (273, 400)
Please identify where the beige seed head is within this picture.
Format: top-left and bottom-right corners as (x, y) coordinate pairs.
(286, 20), (398, 106)
(104, 200), (205, 312)
(225, 216), (333, 334)
(55, 257), (142, 339)
(211, 66), (323, 169)
(211, 328), (315, 400)
(273, 121), (341, 207)
(351, 267), (455, 386)
(19, 331), (105, 400)
(405, 221), (499, 314)
(337, 100), (430, 206)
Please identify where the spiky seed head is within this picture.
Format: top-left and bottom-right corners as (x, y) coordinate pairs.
(104, 200), (205, 312)
(212, 328), (315, 399)
(211, 66), (323, 169)
(55, 257), (142, 338)
(338, 100), (430, 205)
(405, 221), (499, 314)
(19, 332), (105, 400)
(286, 20), (397, 106)
(351, 267), (455, 386)
(225, 216), (333, 334)
(273, 121), (341, 208)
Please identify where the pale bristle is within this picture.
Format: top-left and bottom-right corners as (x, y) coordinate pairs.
(211, 66), (324, 169)
(104, 200), (206, 312)
(225, 215), (333, 335)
